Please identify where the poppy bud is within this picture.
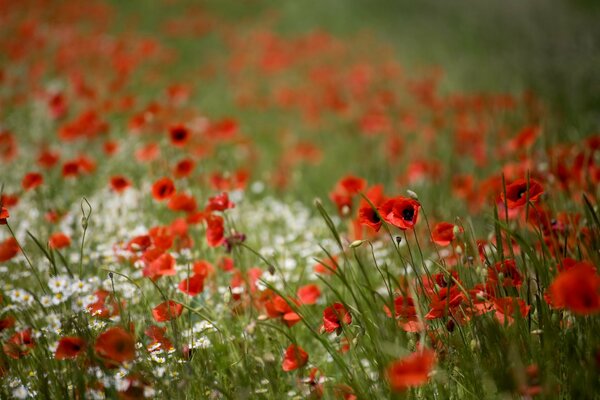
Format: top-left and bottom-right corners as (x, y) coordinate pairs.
(395, 236), (402, 245)
(406, 190), (419, 200)
(350, 240), (366, 248)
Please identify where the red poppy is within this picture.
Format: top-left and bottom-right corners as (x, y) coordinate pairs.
(378, 197), (420, 230)
(297, 284), (321, 305)
(0, 316), (15, 332)
(425, 286), (465, 320)
(431, 222), (462, 246)
(167, 193), (197, 213)
(488, 259), (523, 288)
(0, 206), (9, 225)
(501, 178), (544, 209)
(55, 336), (86, 360)
(168, 124), (190, 147)
(145, 325), (173, 352)
(358, 206), (382, 232)
(282, 344), (308, 372)
(206, 192), (235, 212)
(94, 326), (135, 363)
(62, 161), (80, 178)
(493, 297), (530, 325)
(548, 261), (600, 315)
(386, 349), (436, 392)
(261, 291), (301, 327)
(338, 175), (366, 194)
(110, 175), (131, 193)
(384, 295), (422, 332)
(152, 300), (183, 322)
(48, 232), (71, 249)
(217, 257), (234, 272)
(21, 172), (43, 191)
(314, 256), (338, 275)
(0, 237), (19, 262)
(143, 252), (176, 280)
(206, 214), (225, 247)
(174, 158), (195, 178)
(151, 177), (175, 201)
(135, 143), (160, 162)
(37, 149), (60, 168)
(321, 302), (352, 334)
(3, 329), (35, 359)
(179, 273), (205, 296)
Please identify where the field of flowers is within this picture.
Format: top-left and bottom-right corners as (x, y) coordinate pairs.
(1, 0), (599, 399)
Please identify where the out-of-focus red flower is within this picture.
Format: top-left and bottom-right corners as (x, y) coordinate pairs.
(501, 178), (544, 209)
(55, 336), (86, 360)
(169, 124), (190, 147)
(314, 256), (338, 275)
(282, 344), (308, 372)
(48, 232), (71, 249)
(206, 214), (225, 247)
(431, 222), (462, 246)
(493, 297), (530, 325)
(0, 207), (9, 225)
(0, 237), (19, 262)
(386, 349), (436, 392)
(21, 172), (43, 191)
(152, 177), (175, 201)
(206, 192), (235, 212)
(488, 259), (523, 288)
(152, 300), (183, 322)
(297, 284), (321, 305)
(548, 261), (600, 315)
(321, 302), (352, 334)
(174, 158), (195, 178)
(145, 325), (173, 352)
(110, 175), (131, 193)
(95, 327), (135, 364)
(425, 286), (465, 320)
(179, 273), (205, 296)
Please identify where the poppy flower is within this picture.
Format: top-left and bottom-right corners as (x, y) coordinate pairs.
(152, 300), (183, 322)
(321, 302), (352, 334)
(488, 259), (523, 288)
(3, 329), (35, 359)
(386, 349), (436, 392)
(338, 175), (366, 194)
(21, 172), (43, 191)
(168, 124), (190, 147)
(167, 193), (197, 213)
(61, 161), (80, 178)
(0, 237), (19, 262)
(135, 143), (160, 162)
(425, 286), (465, 320)
(314, 256), (338, 275)
(37, 149), (60, 168)
(179, 273), (205, 296)
(145, 325), (173, 352)
(297, 284), (321, 305)
(0, 316), (15, 332)
(262, 291), (301, 327)
(143, 252), (176, 280)
(151, 177), (175, 201)
(110, 175), (131, 193)
(493, 297), (530, 325)
(431, 222), (462, 246)
(501, 178), (544, 209)
(206, 214), (225, 247)
(548, 261), (600, 315)
(55, 336), (86, 360)
(174, 158), (195, 178)
(0, 206), (9, 225)
(358, 206), (382, 232)
(378, 197), (420, 230)
(206, 192), (235, 212)
(48, 232), (71, 249)
(282, 344), (308, 372)
(94, 326), (135, 363)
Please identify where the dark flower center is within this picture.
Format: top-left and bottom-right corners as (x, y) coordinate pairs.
(402, 207), (414, 221)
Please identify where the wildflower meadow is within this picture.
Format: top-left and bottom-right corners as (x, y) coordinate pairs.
(1, 0), (599, 399)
